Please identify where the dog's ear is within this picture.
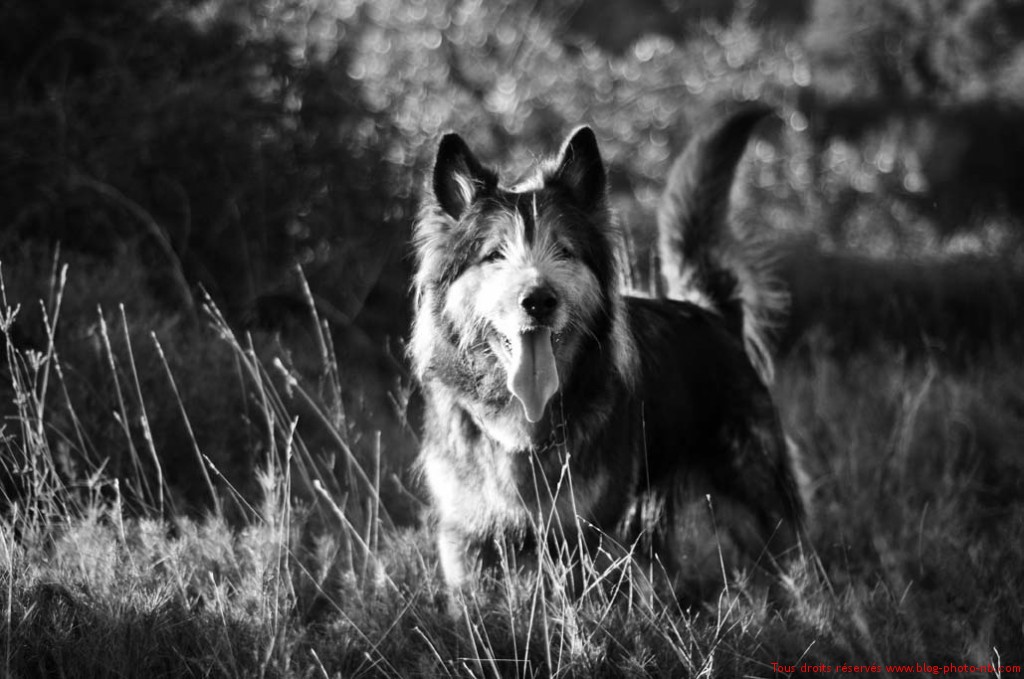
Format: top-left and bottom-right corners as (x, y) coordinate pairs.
(433, 133), (496, 220)
(550, 126), (606, 210)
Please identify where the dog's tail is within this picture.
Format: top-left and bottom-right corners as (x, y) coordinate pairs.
(657, 105), (785, 383)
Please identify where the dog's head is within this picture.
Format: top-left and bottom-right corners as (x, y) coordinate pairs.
(411, 128), (623, 427)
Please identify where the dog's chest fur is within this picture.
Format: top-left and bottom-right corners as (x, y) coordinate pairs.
(418, 365), (639, 541)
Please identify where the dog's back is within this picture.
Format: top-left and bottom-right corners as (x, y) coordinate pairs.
(619, 296), (803, 597)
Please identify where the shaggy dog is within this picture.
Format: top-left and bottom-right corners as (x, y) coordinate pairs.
(409, 107), (805, 600)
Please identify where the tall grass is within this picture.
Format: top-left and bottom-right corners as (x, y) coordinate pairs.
(0, 268), (1022, 677)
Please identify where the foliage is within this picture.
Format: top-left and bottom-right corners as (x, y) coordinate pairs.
(3, 0), (1023, 354)
(0, 0), (408, 327)
(5, 0), (1024, 320)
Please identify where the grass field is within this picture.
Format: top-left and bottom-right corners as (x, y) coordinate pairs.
(1, 270), (1023, 678)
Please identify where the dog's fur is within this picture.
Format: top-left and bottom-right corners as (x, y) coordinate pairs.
(410, 107), (805, 600)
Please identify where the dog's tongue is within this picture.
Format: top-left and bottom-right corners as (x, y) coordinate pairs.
(507, 328), (559, 423)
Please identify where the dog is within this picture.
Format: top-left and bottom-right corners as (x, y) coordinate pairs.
(409, 106), (806, 602)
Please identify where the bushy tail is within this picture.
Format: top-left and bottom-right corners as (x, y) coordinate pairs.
(657, 105), (786, 383)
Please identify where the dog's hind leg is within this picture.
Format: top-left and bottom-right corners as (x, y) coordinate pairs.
(659, 488), (777, 604)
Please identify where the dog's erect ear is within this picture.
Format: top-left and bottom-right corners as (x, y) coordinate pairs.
(433, 133), (496, 220)
(550, 126), (606, 210)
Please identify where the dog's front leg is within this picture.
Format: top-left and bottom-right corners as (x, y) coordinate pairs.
(437, 524), (480, 589)
(436, 525), (485, 617)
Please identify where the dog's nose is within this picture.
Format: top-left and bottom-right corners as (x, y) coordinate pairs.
(520, 285), (558, 321)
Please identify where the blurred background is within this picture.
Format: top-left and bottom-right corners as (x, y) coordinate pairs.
(3, 0), (1024, 519)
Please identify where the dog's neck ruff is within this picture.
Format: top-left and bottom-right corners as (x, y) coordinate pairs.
(457, 390), (558, 452)
(516, 411), (569, 457)
(463, 388), (570, 456)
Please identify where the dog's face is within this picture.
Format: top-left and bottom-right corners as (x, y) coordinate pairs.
(413, 128), (617, 426)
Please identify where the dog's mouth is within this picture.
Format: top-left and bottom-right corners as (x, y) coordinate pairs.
(492, 328), (560, 423)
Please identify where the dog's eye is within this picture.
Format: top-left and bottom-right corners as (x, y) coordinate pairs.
(555, 244), (576, 261)
(481, 249), (504, 264)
